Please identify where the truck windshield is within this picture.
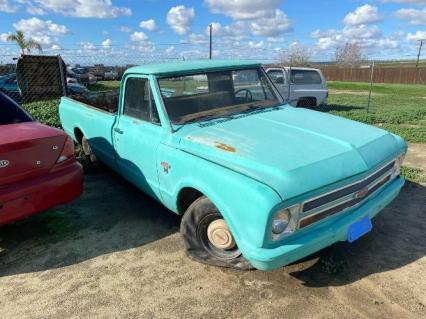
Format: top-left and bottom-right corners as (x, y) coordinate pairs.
(158, 68), (281, 124)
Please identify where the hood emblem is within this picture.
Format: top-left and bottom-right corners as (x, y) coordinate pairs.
(0, 160), (10, 168)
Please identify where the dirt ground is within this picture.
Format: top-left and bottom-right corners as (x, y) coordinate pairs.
(0, 156), (425, 319)
(405, 143), (426, 171)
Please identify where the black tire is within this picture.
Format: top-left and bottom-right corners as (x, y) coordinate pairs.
(180, 196), (253, 270)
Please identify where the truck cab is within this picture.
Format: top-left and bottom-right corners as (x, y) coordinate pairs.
(265, 66), (328, 107)
(59, 60), (406, 271)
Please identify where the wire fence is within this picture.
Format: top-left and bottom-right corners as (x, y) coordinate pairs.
(0, 50), (424, 115)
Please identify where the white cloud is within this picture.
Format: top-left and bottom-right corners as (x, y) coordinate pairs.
(0, 32), (11, 42)
(81, 42), (96, 51)
(51, 44), (61, 50)
(27, 0), (131, 18)
(188, 33), (208, 44)
(207, 22), (247, 41)
(139, 19), (158, 32)
(248, 40), (264, 49)
(0, 0), (18, 13)
(407, 30), (426, 40)
(249, 9), (292, 36)
(343, 5), (382, 26)
(204, 0), (283, 20)
(395, 7), (426, 25)
(167, 5), (195, 35)
(130, 31), (149, 42)
(13, 17), (68, 46)
(102, 38), (112, 48)
(119, 26), (132, 33)
(342, 25), (382, 39)
(165, 46), (175, 54)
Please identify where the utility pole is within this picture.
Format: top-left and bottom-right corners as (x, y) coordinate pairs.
(416, 39), (424, 68)
(209, 24), (212, 60)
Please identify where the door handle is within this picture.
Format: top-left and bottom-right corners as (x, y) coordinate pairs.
(114, 127), (124, 134)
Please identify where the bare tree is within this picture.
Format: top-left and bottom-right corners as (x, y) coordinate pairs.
(6, 30), (42, 55)
(279, 43), (311, 67)
(335, 42), (364, 67)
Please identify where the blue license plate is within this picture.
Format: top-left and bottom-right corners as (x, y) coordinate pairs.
(348, 216), (372, 243)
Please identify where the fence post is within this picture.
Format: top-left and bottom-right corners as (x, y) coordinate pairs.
(367, 61), (375, 113)
(57, 55), (67, 96)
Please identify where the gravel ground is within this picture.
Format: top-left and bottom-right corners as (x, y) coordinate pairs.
(0, 158), (425, 319)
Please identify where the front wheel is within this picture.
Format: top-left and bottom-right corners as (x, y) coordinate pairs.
(180, 196), (253, 270)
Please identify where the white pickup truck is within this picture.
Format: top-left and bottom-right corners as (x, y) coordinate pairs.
(265, 67), (328, 107)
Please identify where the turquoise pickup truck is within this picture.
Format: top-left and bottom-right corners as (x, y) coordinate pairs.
(59, 60), (406, 271)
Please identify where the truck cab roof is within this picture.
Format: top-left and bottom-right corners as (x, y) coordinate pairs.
(125, 60), (261, 77)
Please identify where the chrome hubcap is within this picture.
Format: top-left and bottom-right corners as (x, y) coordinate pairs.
(207, 219), (236, 250)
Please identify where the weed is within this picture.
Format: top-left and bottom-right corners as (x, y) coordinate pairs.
(401, 166), (426, 183)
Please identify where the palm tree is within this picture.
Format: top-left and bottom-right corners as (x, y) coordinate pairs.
(6, 30), (42, 55)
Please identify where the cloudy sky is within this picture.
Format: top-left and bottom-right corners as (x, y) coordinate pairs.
(0, 0), (425, 64)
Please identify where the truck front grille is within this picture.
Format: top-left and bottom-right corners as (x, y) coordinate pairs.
(298, 161), (395, 229)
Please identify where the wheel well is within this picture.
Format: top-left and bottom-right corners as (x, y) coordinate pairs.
(74, 128), (83, 144)
(177, 187), (204, 214)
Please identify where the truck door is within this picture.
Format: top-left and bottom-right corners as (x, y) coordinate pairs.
(113, 75), (164, 200)
(266, 68), (289, 102)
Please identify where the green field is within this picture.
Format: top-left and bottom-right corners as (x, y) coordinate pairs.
(323, 81), (426, 143)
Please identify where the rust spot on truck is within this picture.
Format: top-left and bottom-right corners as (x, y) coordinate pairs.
(186, 135), (236, 153)
(214, 142), (236, 153)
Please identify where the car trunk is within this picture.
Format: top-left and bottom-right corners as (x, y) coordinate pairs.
(0, 122), (66, 186)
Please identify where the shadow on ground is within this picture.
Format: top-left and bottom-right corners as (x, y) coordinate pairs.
(0, 168), (180, 277)
(317, 104), (365, 112)
(0, 166), (425, 288)
(286, 181), (426, 287)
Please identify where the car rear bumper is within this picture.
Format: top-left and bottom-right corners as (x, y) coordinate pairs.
(241, 176), (404, 271)
(0, 161), (83, 226)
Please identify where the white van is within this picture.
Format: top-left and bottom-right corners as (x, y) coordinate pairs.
(265, 67), (328, 107)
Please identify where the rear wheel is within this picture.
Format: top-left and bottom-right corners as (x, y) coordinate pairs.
(180, 196), (253, 270)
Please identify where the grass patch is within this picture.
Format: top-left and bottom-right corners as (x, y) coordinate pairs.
(88, 80), (120, 92)
(401, 166), (426, 183)
(324, 81), (426, 142)
(21, 99), (61, 128)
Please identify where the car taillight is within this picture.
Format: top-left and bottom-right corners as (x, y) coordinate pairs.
(57, 136), (75, 163)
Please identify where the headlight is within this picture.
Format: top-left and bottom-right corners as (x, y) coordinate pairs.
(392, 154), (405, 178)
(271, 204), (300, 241)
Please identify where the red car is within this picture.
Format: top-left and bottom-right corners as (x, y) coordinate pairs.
(0, 93), (83, 226)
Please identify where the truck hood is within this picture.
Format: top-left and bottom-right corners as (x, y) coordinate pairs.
(177, 107), (403, 199)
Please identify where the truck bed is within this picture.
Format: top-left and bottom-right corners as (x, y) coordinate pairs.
(70, 90), (120, 113)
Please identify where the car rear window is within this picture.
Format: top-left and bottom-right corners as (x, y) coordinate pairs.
(290, 70), (322, 84)
(0, 93), (33, 125)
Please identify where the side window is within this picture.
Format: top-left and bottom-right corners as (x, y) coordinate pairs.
(123, 77), (161, 125)
(290, 70), (322, 84)
(267, 70), (286, 85)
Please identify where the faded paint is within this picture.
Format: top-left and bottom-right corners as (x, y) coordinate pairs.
(186, 135), (237, 153)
